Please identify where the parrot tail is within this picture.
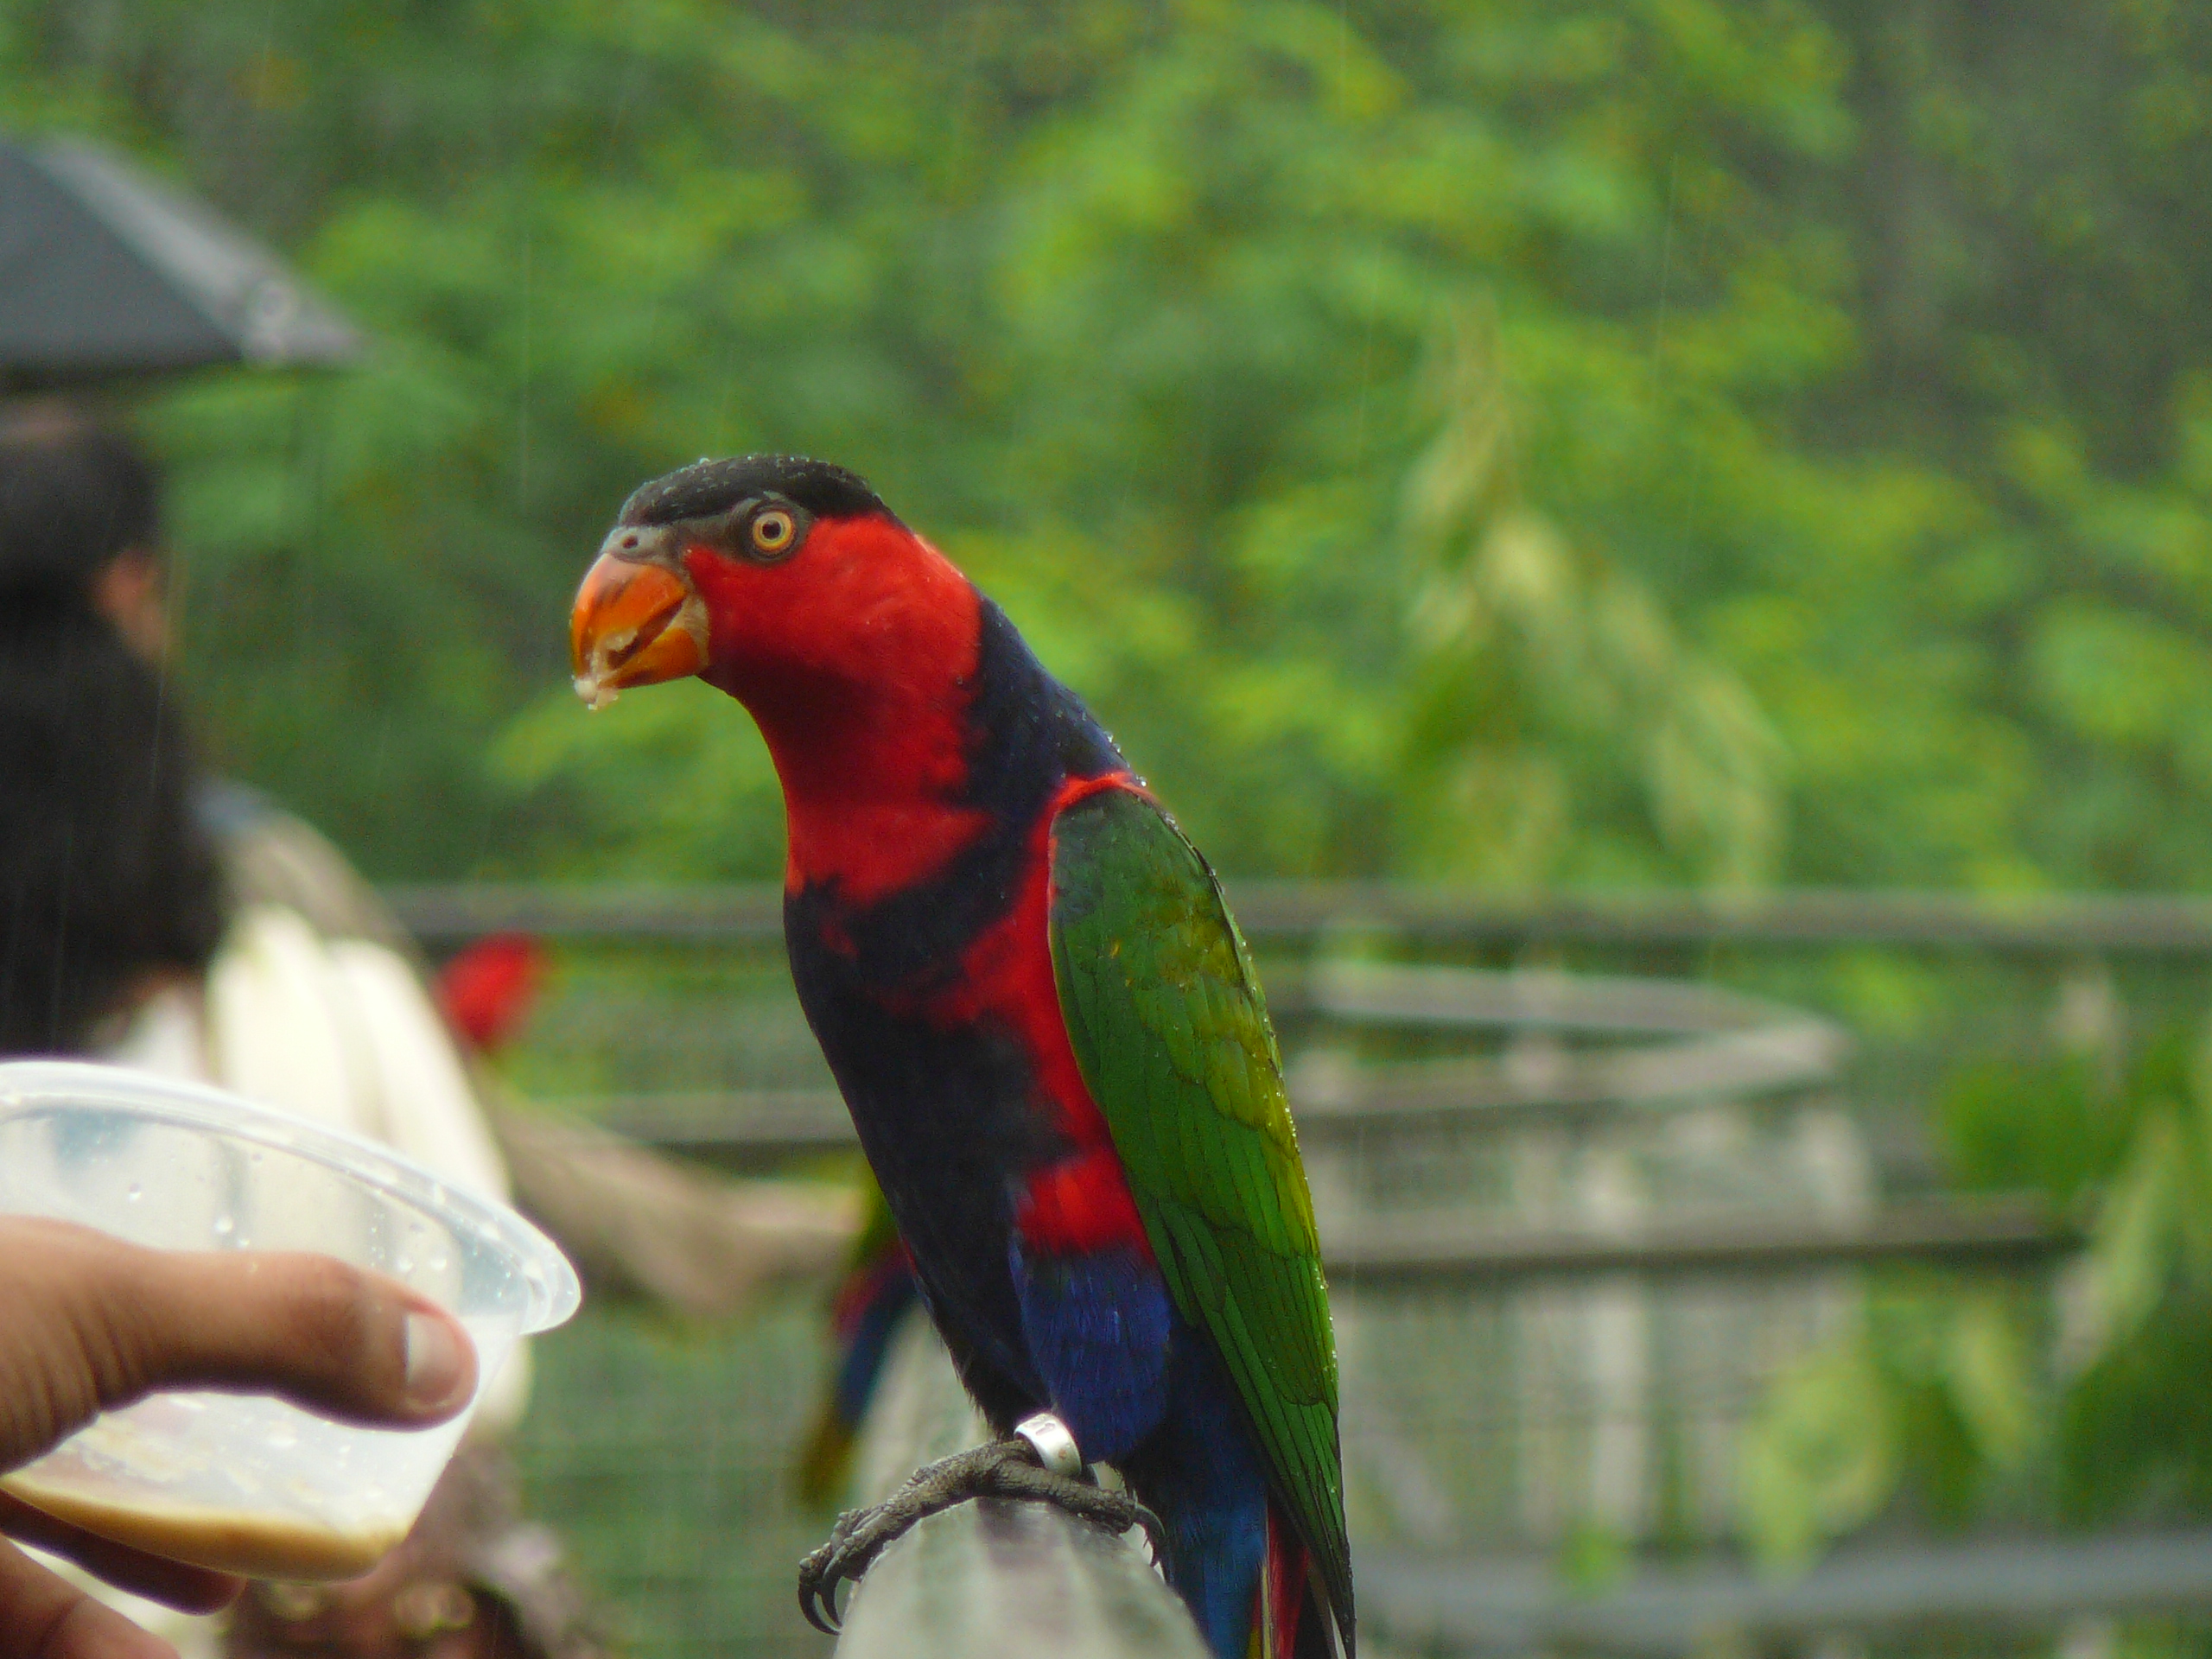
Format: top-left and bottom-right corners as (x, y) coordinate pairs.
(1255, 1500), (1350, 1659)
(794, 1188), (918, 1506)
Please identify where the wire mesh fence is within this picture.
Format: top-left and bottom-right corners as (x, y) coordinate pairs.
(441, 887), (2212, 1657)
(510, 1299), (836, 1659)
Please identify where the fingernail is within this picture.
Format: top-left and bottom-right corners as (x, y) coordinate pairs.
(404, 1313), (468, 1409)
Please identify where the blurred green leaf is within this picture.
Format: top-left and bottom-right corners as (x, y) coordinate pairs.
(3, 0), (2206, 893)
(1738, 1325), (1895, 1571)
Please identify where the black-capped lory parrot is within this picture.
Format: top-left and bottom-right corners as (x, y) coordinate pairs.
(569, 457), (1352, 1659)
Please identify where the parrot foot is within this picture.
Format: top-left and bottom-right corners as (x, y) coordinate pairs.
(796, 1430), (1166, 1635)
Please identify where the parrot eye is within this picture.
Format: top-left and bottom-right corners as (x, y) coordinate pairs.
(750, 507), (799, 558)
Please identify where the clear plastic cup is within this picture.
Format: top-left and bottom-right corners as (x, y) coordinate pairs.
(0, 1059), (580, 1581)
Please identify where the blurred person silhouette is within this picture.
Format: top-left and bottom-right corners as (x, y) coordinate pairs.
(0, 415), (222, 1062)
(0, 408), (606, 1659)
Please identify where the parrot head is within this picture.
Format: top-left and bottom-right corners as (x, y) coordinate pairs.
(570, 454), (999, 899)
(569, 454), (965, 712)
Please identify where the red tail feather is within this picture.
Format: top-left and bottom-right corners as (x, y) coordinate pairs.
(1257, 1501), (1344, 1659)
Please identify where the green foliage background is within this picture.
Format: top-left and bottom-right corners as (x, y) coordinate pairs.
(9, 0), (2212, 895)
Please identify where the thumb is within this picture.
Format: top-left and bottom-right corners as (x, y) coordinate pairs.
(3, 1221), (477, 1470)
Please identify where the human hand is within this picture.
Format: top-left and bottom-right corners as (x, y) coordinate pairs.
(0, 1217), (478, 1659)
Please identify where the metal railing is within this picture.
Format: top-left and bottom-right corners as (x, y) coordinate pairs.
(390, 882), (2212, 954)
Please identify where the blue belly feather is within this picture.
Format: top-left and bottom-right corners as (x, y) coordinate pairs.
(1013, 1239), (1268, 1659)
(1011, 1242), (1174, 1459)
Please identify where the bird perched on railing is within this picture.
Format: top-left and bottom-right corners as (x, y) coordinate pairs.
(569, 456), (1353, 1659)
(793, 1176), (919, 1508)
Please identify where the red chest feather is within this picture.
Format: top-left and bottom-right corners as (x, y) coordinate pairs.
(922, 778), (1153, 1259)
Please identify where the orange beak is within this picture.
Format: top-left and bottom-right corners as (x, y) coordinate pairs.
(569, 552), (708, 709)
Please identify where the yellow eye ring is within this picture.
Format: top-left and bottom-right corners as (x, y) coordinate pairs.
(752, 509), (797, 555)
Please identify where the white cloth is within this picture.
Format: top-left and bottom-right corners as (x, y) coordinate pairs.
(112, 905), (530, 1433)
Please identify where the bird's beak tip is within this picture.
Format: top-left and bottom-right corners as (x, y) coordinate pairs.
(569, 550), (706, 702)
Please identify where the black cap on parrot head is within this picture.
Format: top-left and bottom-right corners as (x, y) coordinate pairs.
(617, 454), (897, 529)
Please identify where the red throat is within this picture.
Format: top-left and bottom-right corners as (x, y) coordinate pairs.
(687, 516), (990, 906)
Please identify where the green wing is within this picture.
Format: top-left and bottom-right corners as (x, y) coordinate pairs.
(1048, 784), (1352, 1639)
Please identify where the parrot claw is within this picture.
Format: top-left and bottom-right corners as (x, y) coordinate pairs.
(796, 1434), (1169, 1635)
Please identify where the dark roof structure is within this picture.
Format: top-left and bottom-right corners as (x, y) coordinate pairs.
(0, 137), (359, 390)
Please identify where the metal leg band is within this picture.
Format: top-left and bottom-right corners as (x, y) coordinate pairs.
(1013, 1411), (1084, 1479)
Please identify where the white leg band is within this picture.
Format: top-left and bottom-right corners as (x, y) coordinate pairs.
(1014, 1411), (1085, 1479)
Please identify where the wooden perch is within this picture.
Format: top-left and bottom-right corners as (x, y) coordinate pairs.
(830, 1319), (1206, 1659)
